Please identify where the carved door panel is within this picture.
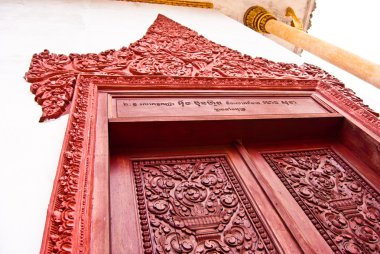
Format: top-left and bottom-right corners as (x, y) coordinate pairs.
(245, 144), (380, 254)
(109, 146), (302, 254)
(109, 144), (380, 254)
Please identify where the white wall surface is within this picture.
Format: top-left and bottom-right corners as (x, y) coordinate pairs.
(0, 0), (378, 253)
(302, 0), (380, 113)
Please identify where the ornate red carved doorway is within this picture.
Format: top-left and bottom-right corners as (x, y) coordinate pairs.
(102, 90), (380, 254)
(22, 11), (380, 253)
(25, 15), (380, 254)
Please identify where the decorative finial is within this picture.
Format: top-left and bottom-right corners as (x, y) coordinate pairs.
(286, 7), (303, 30)
(244, 6), (277, 34)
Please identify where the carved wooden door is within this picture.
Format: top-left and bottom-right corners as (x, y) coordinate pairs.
(110, 146), (303, 254)
(247, 145), (380, 254)
(110, 142), (380, 254)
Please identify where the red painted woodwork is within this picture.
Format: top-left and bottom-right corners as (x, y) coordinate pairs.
(132, 156), (277, 253)
(107, 133), (380, 253)
(36, 75), (380, 253)
(263, 149), (380, 253)
(23, 14), (380, 254)
(113, 95), (332, 119)
(245, 142), (380, 254)
(24, 15), (379, 137)
(109, 145), (305, 253)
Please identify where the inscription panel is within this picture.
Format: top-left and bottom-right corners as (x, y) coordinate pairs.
(114, 96), (331, 119)
(263, 149), (380, 254)
(132, 156), (278, 253)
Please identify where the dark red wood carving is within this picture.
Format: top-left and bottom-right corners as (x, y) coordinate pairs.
(262, 149), (380, 253)
(133, 156), (278, 253)
(30, 15), (380, 254)
(24, 14), (379, 136)
(44, 76), (96, 254)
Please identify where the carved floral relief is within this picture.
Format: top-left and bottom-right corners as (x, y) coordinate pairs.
(263, 149), (380, 253)
(29, 14), (380, 254)
(24, 14), (379, 136)
(133, 156), (278, 253)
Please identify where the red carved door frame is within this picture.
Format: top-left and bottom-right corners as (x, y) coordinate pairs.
(23, 15), (380, 254)
(94, 77), (380, 254)
(35, 74), (380, 254)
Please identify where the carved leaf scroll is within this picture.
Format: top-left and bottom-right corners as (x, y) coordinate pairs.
(132, 156), (278, 254)
(263, 149), (380, 254)
(25, 14), (379, 132)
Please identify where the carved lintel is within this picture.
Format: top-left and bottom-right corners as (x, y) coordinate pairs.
(25, 15), (379, 135)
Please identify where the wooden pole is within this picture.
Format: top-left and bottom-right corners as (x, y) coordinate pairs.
(244, 6), (380, 89)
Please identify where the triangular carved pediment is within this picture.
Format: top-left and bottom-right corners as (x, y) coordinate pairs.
(25, 14), (377, 127)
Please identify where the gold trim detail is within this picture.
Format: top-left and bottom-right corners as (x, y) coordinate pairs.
(120, 0), (213, 8)
(286, 7), (304, 30)
(244, 6), (277, 34)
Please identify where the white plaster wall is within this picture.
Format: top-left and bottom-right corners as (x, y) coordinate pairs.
(302, 0), (380, 114)
(0, 0), (378, 253)
(214, 0), (380, 112)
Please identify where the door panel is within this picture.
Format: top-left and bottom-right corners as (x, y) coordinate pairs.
(246, 143), (380, 254)
(110, 146), (301, 254)
(110, 152), (144, 253)
(100, 91), (380, 254)
(109, 142), (380, 254)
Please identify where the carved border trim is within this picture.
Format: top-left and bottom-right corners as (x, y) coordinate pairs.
(262, 148), (380, 253)
(41, 76), (98, 254)
(132, 156), (279, 253)
(93, 74), (319, 90)
(218, 156), (277, 252)
(317, 83), (380, 133)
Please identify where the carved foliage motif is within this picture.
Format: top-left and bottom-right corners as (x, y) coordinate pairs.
(31, 14), (380, 254)
(263, 149), (380, 253)
(132, 156), (278, 253)
(25, 14), (379, 134)
(26, 50), (77, 122)
(43, 76), (97, 254)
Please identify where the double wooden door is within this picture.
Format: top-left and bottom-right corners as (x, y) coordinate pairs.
(109, 142), (380, 254)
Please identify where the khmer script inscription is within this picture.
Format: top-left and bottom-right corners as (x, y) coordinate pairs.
(115, 96), (330, 118)
(262, 149), (380, 254)
(132, 156), (278, 253)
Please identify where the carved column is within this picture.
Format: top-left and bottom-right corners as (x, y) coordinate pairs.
(244, 6), (380, 89)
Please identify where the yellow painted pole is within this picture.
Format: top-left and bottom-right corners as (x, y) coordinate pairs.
(244, 6), (380, 89)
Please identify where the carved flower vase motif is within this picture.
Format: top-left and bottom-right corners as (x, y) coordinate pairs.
(133, 156), (278, 254)
(263, 149), (380, 254)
